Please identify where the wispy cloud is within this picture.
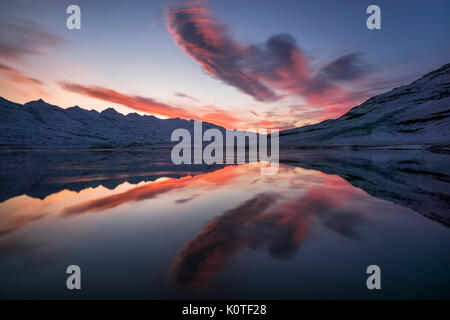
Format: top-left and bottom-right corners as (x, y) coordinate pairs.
(0, 63), (43, 85)
(0, 18), (60, 101)
(60, 81), (190, 118)
(59, 81), (242, 129)
(0, 17), (62, 61)
(174, 91), (199, 101)
(320, 53), (373, 81)
(59, 80), (344, 129)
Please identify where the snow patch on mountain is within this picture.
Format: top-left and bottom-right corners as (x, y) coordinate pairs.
(1, 63), (449, 149)
(280, 63), (450, 148)
(0, 98), (223, 148)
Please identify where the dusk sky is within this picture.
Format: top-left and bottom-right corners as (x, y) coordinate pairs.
(0, 0), (449, 130)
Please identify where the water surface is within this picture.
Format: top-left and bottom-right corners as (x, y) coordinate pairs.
(0, 149), (449, 299)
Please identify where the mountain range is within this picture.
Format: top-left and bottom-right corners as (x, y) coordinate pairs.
(0, 97), (223, 148)
(0, 63), (449, 149)
(280, 63), (449, 148)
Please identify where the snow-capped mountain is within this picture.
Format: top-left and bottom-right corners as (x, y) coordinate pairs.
(1, 63), (448, 149)
(280, 63), (450, 148)
(0, 98), (224, 148)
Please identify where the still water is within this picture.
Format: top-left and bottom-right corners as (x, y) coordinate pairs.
(0, 149), (449, 299)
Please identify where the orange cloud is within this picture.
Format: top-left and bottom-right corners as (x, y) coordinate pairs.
(0, 63), (43, 86)
(60, 81), (191, 118)
(59, 81), (242, 129)
(0, 63), (50, 102)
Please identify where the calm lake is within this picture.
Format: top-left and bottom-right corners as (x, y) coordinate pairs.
(0, 149), (449, 299)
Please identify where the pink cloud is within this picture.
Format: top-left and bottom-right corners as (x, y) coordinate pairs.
(166, 1), (372, 111)
(0, 63), (43, 86)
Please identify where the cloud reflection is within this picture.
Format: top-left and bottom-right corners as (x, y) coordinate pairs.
(62, 165), (240, 216)
(171, 185), (367, 288)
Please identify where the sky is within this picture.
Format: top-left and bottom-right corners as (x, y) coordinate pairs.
(0, 0), (449, 130)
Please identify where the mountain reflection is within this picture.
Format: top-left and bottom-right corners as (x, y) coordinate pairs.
(280, 150), (450, 226)
(0, 149), (226, 202)
(61, 165), (241, 216)
(0, 149), (449, 292)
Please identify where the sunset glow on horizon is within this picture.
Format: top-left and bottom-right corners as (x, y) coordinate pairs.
(0, 0), (449, 130)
